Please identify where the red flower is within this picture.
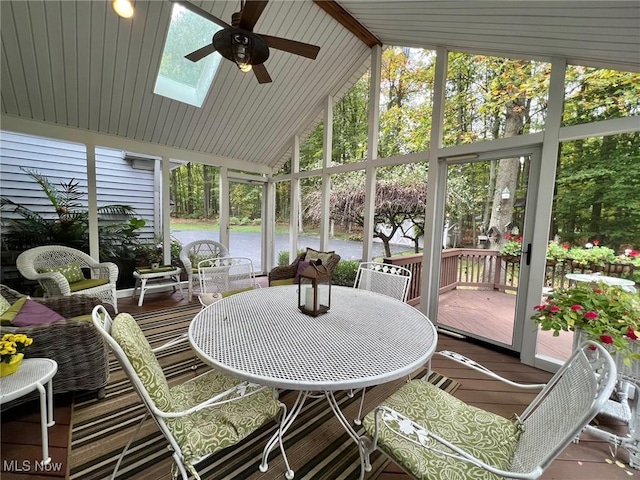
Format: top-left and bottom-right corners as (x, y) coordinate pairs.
(631, 250), (640, 257)
(588, 344), (597, 351)
(549, 306), (560, 313)
(534, 304), (547, 311)
(562, 243), (570, 249)
(600, 334), (614, 344)
(571, 304), (583, 311)
(516, 236), (523, 242)
(504, 233), (512, 240)
(627, 327), (638, 341)
(593, 240), (600, 246)
(583, 311), (599, 320)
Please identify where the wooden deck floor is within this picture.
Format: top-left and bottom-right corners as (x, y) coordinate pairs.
(1, 282), (634, 480)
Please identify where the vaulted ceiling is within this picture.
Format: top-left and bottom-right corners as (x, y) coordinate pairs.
(1, 1), (639, 173)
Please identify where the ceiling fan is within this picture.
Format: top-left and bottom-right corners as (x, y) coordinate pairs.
(175, 0), (321, 84)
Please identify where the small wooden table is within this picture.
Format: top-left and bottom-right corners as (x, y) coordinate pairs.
(132, 266), (183, 306)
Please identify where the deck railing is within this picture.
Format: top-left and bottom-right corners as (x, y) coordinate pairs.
(384, 249), (636, 306)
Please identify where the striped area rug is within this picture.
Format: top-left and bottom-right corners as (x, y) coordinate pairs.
(69, 304), (459, 480)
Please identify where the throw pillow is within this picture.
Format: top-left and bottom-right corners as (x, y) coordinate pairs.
(304, 248), (335, 267)
(0, 297), (27, 325)
(39, 261), (85, 284)
(0, 295), (11, 316)
(12, 298), (65, 326)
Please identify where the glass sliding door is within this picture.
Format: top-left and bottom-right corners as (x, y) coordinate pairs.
(436, 149), (539, 353)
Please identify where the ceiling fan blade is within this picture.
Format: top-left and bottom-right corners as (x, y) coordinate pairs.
(238, 0), (269, 31)
(260, 34), (320, 60)
(253, 63), (272, 84)
(185, 43), (217, 62)
(171, 0), (231, 29)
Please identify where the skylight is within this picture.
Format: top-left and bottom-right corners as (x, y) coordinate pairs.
(153, 3), (222, 107)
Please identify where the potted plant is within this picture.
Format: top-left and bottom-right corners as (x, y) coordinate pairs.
(500, 234), (522, 263)
(0, 333), (33, 377)
(532, 283), (640, 366)
(546, 240), (570, 264)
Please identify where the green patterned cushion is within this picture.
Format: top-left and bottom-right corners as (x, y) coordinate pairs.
(111, 313), (173, 412)
(0, 297), (27, 325)
(0, 295), (11, 316)
(39, 261), (85, 283)
(68, 278), (109, 292)
(167, 370), (280, 464)
(270, 278), (294, 286)
(363, 379), (521, 480)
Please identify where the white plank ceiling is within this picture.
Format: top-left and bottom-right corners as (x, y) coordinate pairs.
(1, 1), (639, 173)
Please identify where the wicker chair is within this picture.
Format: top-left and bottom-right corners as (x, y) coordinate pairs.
(268, 248), (341, 286)
(179, 240), (229, 301)
(0, 284), (109, 403)
(16, 245), (119, 313)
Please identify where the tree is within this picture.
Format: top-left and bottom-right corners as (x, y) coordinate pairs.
(306, 180), (428, 257)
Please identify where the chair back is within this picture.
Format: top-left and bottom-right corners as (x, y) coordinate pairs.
(198, 257), (256, 295)
(509, 341), (617, 474)
(354, 262), (412, 302)
(179, 240), (229, 273)
(92, 306), (173, 411)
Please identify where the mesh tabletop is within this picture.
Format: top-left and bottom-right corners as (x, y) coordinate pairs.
(189, 285), (437, 390)
(0, 358), (58, 403)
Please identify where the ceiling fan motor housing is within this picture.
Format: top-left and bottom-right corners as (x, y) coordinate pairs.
(214, 28), (270, 66)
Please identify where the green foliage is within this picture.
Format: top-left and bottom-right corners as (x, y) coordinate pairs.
(135, 237), (183, 266)
(546, 241), (570, 262)
(532, 284), (640, 365)
(499, 234), (522, 256)
(277, 249), (305, 267)
(1, 168), (139, 259)
(567, 245), (616, 267)
(331, 260), (359, 287)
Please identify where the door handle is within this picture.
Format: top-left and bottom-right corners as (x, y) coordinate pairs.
(523, 243), (532, 266)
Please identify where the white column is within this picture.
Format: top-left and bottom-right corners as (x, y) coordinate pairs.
(290, 135), (301, 262)
(363, 45), (382, 262)
(161, 157), (171, 265)
(264, 178), (276, 273)
(86, 144), (99, 260)
(421, 46), (448, 318)
(319, 95), (333, 251)
(219, 166), (230, 250)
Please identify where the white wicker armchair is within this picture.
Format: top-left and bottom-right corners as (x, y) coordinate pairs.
(16, 245), (118, 313)
(179, 240), (229, 301)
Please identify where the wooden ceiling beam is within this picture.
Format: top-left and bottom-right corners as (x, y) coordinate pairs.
(313, 0), (382, 48)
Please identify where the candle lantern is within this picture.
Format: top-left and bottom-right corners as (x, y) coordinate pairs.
(297, 260), (331, 316)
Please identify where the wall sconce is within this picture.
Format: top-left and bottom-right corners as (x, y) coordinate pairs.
(501, 187), (511, 200)
(113, 0), (134, 18)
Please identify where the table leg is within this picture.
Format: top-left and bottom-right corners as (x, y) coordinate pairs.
(36, 382), (51, 465)
(260, 391), (307, 479)
(137, 278), (148, 307)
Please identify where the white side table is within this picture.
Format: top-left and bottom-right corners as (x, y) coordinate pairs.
(0, 358), (58, 464)
(132, 267), (183, 306)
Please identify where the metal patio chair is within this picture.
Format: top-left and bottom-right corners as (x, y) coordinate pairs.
(91, 305), (288, 480)
(197, 256), (258, 308)
(353, 261), (413, 423)
(179, 240), (229, 301)
(359, 342), (617, 480)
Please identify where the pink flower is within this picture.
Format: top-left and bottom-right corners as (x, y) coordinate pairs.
(593, 240), (600, 246)
(600, 334), (614, 344)
(534, 304), (547, 311)
(562, 243), (570, 249)
(583, 311), (599, 320)
(549, 306), (560, 313)
(627, 327), (638, 341)
(571, 304), (583, 311)
(631, 250), (640, 258)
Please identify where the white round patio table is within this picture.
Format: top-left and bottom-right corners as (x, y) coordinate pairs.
(566, 273), (636, 292)
(189, 285), (437, 479)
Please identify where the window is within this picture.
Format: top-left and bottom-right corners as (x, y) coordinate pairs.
(153, 3), (222, 107)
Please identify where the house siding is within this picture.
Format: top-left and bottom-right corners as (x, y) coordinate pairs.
(0, 130), (157, 238)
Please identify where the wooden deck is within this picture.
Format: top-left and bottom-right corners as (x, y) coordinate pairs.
(1, 281), (634, 479)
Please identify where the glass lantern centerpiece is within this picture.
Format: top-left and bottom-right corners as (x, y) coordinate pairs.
(297, 260), (331, 317)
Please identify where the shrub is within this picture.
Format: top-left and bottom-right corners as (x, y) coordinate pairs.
(332, 260), (359, 287)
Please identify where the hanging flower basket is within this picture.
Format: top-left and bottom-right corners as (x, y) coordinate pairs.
(501, 254), (521, 264)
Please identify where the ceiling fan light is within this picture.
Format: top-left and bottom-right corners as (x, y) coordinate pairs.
(112, 0), (134, 18)
(238, 63), (253, 73)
